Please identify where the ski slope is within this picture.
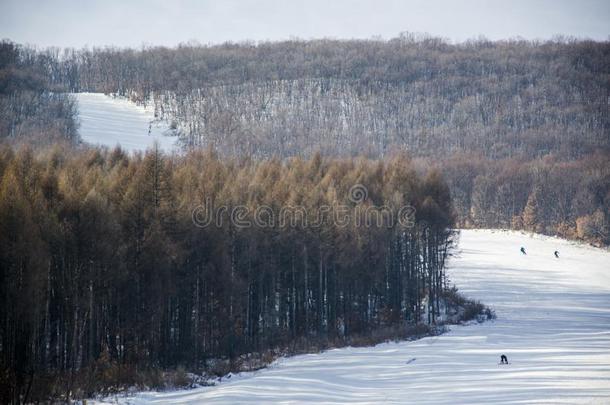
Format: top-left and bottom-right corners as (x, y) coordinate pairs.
(74, 93), (179, 153)
(97, 230), (610, 404)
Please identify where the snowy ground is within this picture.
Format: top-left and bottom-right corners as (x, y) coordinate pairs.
(96, 230), (610, 404)
(73, 93), (179, 153)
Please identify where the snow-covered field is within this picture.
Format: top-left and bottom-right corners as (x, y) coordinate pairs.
(74, 93), (179, 153)
(96, 230), (610, 404)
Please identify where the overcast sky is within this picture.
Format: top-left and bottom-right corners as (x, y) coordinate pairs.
(1, 0), (608, 48)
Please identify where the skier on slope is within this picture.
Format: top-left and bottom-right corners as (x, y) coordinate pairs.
(554, 250), (559, 258)
(520, 246), (526, 255)
(500, 354), (509, 364)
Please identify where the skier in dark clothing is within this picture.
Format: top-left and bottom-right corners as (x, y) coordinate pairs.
(554, 250), (559, 258)
(520, 247), (526, 255)
(500, 354), (508, 364)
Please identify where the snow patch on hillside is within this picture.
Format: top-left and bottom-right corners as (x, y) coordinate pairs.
(74, 93), (179, 153)
(94, 230), (610, 404)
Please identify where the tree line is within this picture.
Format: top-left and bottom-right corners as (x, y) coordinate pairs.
(20, 35), (607, 244)
(0, 41), (78, 145)
(2, 37), (608, 245)
(438, 152), (609, 245)
(0, 145), (455, 402)
(38, 34), (609, 160)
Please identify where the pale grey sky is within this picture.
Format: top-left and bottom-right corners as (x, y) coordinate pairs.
(1, 0), (608, 48)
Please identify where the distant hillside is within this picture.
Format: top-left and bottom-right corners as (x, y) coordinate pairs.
(3, 36), (609, 245)
(43, 35), (609, 160)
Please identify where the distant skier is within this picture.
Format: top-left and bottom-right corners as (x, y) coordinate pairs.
(520, 247), (526, 255)
(554, 250), (559, 258)
(500, 354), (508, 364)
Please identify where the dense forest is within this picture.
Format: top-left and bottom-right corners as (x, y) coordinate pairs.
(0, 41), (78, 145)
(40, 35), (609, 160)
(25, 36), (609, 244)
(0, 146), (461, 402)
(438, 152), (609, 244)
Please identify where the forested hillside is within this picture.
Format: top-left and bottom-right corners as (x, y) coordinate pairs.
(0, 41), (78, 144)
(438, 152), (608, 243)
(42, 35), (609, 160)
(0, 146), (460, 402)
(32, 36), (609, 244)
(1, 36), (608, 240)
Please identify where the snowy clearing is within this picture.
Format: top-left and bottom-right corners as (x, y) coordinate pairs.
(96, 230), (610, 404)
(73, 93), (179, 153)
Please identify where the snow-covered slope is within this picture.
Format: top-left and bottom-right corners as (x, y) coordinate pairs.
(97, 230), (610, 404)
(74, 93), (179, 153)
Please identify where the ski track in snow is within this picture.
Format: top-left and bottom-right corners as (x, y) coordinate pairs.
(74, 93), (179, 153)
(94, 231), (610, 404)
